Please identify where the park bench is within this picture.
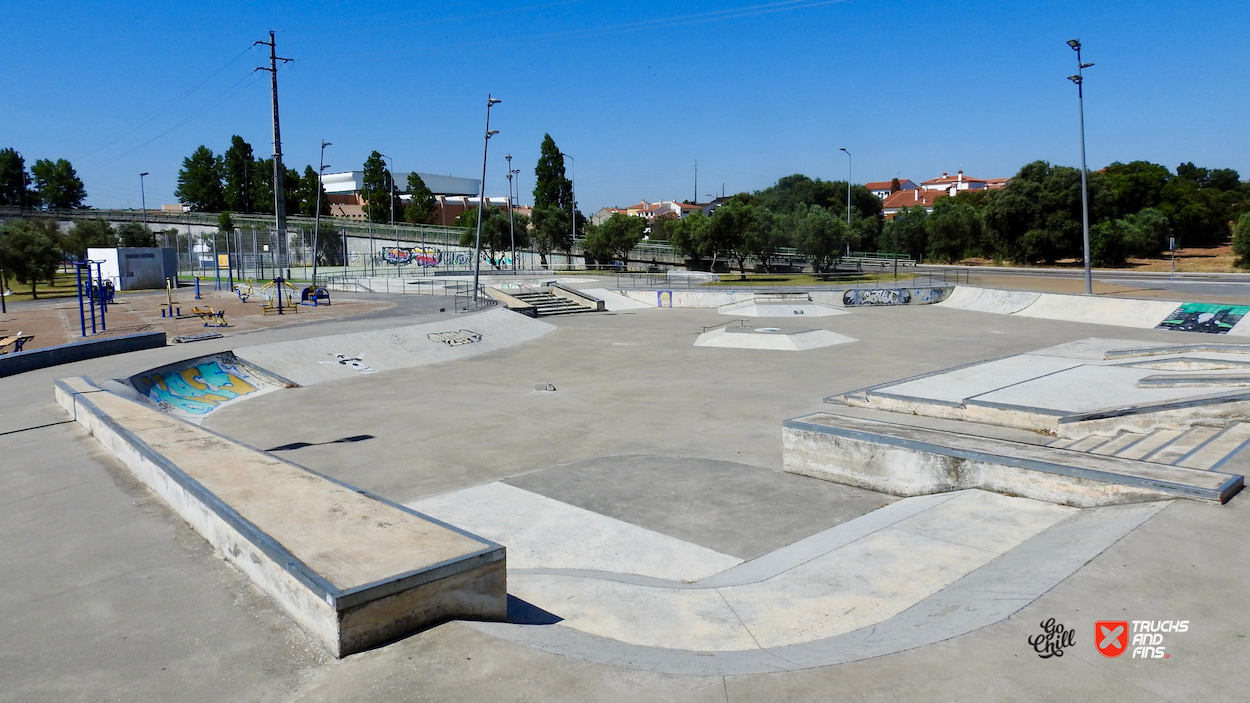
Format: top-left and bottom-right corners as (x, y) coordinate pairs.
(0, 333), (35, 355)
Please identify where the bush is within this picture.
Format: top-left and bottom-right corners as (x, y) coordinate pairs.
(1234, 211), (1250, 268)
(1121, 208), (1170, 258)
(1090, 220), (1129, 267)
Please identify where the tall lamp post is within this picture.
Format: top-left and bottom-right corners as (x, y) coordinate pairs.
(312, 140), (330, 283)
(379, 153), (397, 251)
(840, 147), (852, 258)
(561, 152), (576, 253)
(139, 172), (149, 230)
(473, 95), (502, 302)
(1067, 38), (1095, 295)
(506, 153), (516, 273)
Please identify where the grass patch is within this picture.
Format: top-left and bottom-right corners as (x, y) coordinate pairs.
(1, 272), (86, 302)
(706, 272), (916, 286)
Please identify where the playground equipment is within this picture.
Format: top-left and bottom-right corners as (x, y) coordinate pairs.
(159, 277), (181, 318)
(71, 259), (109, 336)
(301, 285), (331, 306)
(233, 280), (254, 303)
(258, 277), (299, 315)
(191, 306), (228, 328)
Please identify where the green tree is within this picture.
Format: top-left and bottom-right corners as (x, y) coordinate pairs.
(456, 207), (531, 269)
(982, 160), (1107, 263)
(0, 148), (31, 207)
(0, 219), (64, 298)
(531, 206), (571, 268)
(116, 222), (155, 247)
(882, 206), (929, 262)
(582, 213), (645, 268)
(222, 136), (255, 213)
(175, 146), (225, 211)
(742, 207), (781, 273)
(1121, 208), (1171, 258)
(250, 157), (274, 214)
(218, 211), (235, 235)
(315, 223), (344, 266)
(64, 219), (115, 258)
(1233, 212), (1250, 268)
(361, 151), (398, 223)
(795, 205), (849, 273)
(648, 212), (679, 241)
(1102, 161), (1171, 219)
(1090, 219), (1129, 267)
(31, 158), (86, 209)
(404, 172), (437, 224)
(924, 200), (982, 264)
(533, 134), (573, 212)
(668, 210), (720, 269)
(755, 174), (881, 220)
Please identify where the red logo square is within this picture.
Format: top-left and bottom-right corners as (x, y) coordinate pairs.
(1096, 621), (1129, 658)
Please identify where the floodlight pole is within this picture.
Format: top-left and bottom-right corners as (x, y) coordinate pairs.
(562, 152), (576, 255)
(312, 140), (330, 283)
(840, 148), (852, 259)
(1068, 39), (1094, 295)
(139, 172), (149, 230)
(506, 153), (516, 272)
(473, 95), (501, 303)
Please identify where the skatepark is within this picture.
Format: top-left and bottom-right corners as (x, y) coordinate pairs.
(3, 275), (1249, 702)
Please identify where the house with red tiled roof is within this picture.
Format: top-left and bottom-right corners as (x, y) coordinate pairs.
(881, 188), (949, 218)
(592, 200), (703, 225)
(865, 179), (918, 200)
(920, 170), (1011, 196)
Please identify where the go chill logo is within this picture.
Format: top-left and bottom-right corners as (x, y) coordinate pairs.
(1096, 620), (1188, 659)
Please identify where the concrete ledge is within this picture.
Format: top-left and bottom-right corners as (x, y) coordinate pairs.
(54, 376), (506, 657)
(0, 332), (166, 378)
(782, 412), (1242, 506)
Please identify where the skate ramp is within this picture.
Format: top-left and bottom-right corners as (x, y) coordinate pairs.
(127, 352), (291, 424)
(936, 286), (1040, 314)
(1015, 293), (1179, 328)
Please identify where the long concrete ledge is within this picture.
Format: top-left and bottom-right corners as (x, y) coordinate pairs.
(54, 376), (506, 657)
(783, 412), (1243, 506)
(0, 331), (166, 378)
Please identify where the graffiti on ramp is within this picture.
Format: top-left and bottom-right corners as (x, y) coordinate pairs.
(130, 353), (284, 420)
(1156, 303), (1250, 334)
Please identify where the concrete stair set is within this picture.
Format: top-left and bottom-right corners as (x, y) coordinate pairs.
(510, 290), (600, 316)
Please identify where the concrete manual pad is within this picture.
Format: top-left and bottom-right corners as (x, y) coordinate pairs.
(504, 490), (1074, 652)
(880, 354), (1082, 404)
(973, 364), (1245, 413)
(577, 288), (654, 310)
(232, 307), (556, 386)
(695, 325), (856, 350)
(407, 482), (742, 582)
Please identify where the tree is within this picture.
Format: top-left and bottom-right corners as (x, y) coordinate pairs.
(1102, 161), (1170, 219)
(669, 210), (719, 270)
(250, 157), (274, 214)
(882, 206), (928, 262)
(1090, 218), (1129, 267)
(1121, 208), (1171, 258)
(64, 219), (115, 258)
(175, 146), (225, 211)
(742, 207), (781, 273)
(582, 213), (645, 268)
(1234, 212), (1250, 268)
(31, 159), (86, 209)
(924, 200), (982, 264)
(456, 207), (531, 269)
(533, 135), (573, 212)
(404, 172), (436, 224)
(530, 206), (570, 268)
(222, 136), (255, 213)
(0, 148), (30, 207)
(218, 211), (235, 235)
(755, 174), (881, 220)
(361, 151), (398, 223)
(292, 165), (323, 217)
(648, 212), (679, 241)
(316, 223), (344, 266)
(116, 222), (155, 247)
(982, 160), (1107, 263)
(0, 219), (63, 298)
(795, 205), (850, 273)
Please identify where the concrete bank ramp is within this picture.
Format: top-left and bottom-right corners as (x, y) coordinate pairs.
(128, 352), (293, 424)
(1015, 293), (1179, 328)
(579, 288), (654, 311)
(936, 286), (1040, 314)
(233, 307), (556, 386)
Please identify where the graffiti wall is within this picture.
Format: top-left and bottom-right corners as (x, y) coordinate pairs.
(1156, 303), (1250, 334)
(377, 245), (506, 268)
(129, 353), (286, 422)
(842, 287), (951, 307)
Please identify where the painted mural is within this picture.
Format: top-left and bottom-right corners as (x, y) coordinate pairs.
(842, 287), (951, 307)
(377, 246), (504, 268)
(1156, 303), (1250, 334)
(130, 353), (283, 421)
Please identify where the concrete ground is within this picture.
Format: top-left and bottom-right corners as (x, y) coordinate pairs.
(2, 286), (1249, 702)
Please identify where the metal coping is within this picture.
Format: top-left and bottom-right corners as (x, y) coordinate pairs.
(783, 415), (1243, 503)
(1105, 344), (1250, 360)
(1058, 389), (1250, 424)
(55, 377), (504, 611)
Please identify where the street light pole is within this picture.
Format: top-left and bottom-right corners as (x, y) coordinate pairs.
(379, 153), (396, 251)
(473, 95), (502, 302)
(561, 152), (576, 256)
(139, 172), (149, 231)
(312, 140), (330, 283)
(506, 153), (516, 273)
(1068, 39), (1095, 295)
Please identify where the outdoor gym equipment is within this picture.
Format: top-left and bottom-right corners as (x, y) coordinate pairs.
(191, 307), (228, 327)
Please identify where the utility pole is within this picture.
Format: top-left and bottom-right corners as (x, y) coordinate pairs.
(312, 140), (330, 283)
(506, 153), (516, 272)
(1067, 39), (1095, 295)
(254, 31), (292, 276)
(473, 95), (502, 302)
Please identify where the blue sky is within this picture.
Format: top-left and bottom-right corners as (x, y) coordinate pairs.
(2, 1), (1246, 212)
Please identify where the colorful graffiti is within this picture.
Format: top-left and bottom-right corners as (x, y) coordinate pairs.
(842, 287), (950, 307)
(657, 291), (673, 308)
(1156, 303), (1250, 334)
(377, 247), (503, 268)
(132, 354), (274, 417)
(427, 330), (482, 347)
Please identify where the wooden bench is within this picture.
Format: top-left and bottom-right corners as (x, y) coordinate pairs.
(0, 333), (35, 355)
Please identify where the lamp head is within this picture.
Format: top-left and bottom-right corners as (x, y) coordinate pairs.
(140, 172), (149, 177)
(322, 140), (332, 147)
(840, 147), (847, 152)
(1067, 39), (1080, 49)
(486, 130), (499, 138)
(488, 97), (502, 105)
(1080, 62), (1095, 69)
(1068, 75), (1082, 84)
